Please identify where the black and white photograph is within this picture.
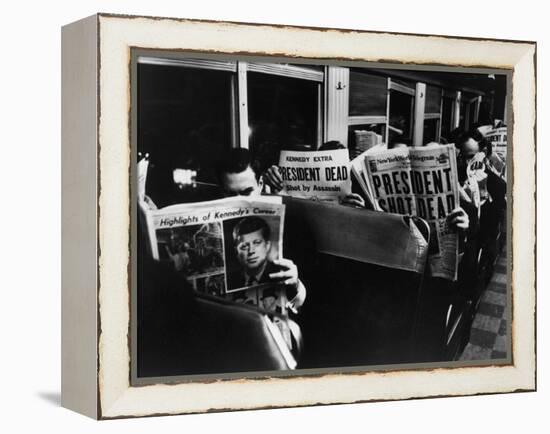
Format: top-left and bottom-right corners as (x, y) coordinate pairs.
(156, 222), (225, 282)
(1, 0), (544, 427)
(222, 215), (282, 293)
(135, 51), (511, 380)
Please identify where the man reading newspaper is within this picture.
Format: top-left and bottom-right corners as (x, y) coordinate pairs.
(261, 142), (468, 279)
(142, 193), (302, 354)
(216, 148), (307, 315)
(361, 144), (468, 281)
(138, 148), (307, 355)
(213, 149), (308, 353)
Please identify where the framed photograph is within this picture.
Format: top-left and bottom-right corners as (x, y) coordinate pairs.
(61, 13), (536, 419)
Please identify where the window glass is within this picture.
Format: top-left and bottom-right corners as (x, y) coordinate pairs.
(423, 118), (439, 144)
(247, 72), (319, 173)
(468, 102), (477, 129)
(440, 96), (454, 141)
(349, 71), (387, 117)
(459, 100), (467, 130)
(138, 63), (233, 204)
(388, 90), (414, 145)
(425, 85), (442, 114)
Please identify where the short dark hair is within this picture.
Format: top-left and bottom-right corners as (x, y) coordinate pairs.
(216, 148), (260, 182)
(319, 140), (345, 151)
(232, 216), (271, 244)
(448, 128), (464, 147)
(456, 132), (479, 150)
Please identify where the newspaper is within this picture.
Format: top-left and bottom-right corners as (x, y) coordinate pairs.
(278, 149), (352, 202)
(467, 153), (490, 205)
(350, 150), (381, 211)
(362, 144), (460, 280)
(353, 130), (383, 156)
(142, 197), (290, 329)
(484, 126), (507, 177)
(485, 126), (508, 163)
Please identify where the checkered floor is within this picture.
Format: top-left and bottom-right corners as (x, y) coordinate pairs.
(459, 253), (508, 360)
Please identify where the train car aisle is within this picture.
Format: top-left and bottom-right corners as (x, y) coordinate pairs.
(460, 249), (508, 360)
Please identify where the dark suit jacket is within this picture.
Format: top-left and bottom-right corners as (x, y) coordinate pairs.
(227, 260), (280, 292)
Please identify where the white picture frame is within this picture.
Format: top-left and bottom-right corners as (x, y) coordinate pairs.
(61, 13), (536, 419)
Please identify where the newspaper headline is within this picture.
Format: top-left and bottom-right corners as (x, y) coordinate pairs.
(361, 145), (460, 280)
(278, 149), (352, 202)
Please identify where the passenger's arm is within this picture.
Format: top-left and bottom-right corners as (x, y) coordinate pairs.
(447, 207), (469, 231)
(268, 258), (306, 312)
(339, 193), (366, 209)
(263, 165), (284, 193)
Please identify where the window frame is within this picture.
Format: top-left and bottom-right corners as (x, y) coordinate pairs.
(137, 55), (325, 151)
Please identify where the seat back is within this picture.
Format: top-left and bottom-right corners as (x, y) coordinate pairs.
(282, 197), (429, 273)
(281, 197), (431, 367)
(137, 257), (295, 378)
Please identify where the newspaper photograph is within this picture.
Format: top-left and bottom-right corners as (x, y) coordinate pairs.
(363, 145), (460, 280)
(278, 149), (352, 202)
(144, 196), (287, 306)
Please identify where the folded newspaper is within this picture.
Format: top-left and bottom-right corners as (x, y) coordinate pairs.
(483, 126), (507, 177)
(360, 144), (460, 280)
(350, 148), (382, 211)
(485, 126), (507, 164)
(467, 152), (490, 205)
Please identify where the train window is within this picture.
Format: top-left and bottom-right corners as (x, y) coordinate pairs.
(247, 72), (320, 173)
(424, 85), (442, 143)
(349, 71), (387, 117)
(138, 62), (235, 200)
(389, 89), (414, 145)
(458, 99), (467, 130)
(440, 95), (454, 141)
(467, 103), (476, 130)
(423, 118), (439, 144)
(425, 85), (442, 115)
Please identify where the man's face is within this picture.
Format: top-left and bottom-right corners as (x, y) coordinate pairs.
(221, 167), (262, 197)
(235, 229), (271, 272)
(460, 138), (480, 162)
(261, 295), (277, 311)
